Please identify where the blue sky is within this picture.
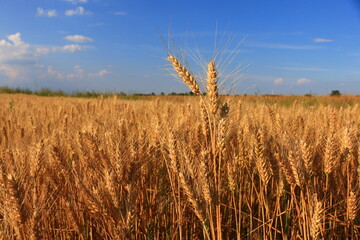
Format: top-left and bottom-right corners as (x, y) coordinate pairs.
(0, 0), (360, 95)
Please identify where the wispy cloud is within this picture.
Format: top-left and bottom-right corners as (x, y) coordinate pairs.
(47, 66), (64, 80)
(65, 0), (88, 4)
(65, 6), (92, 16)
(296, 78), (312, 84)
(89, 69), (110, 78)
(312, 38), (334, 43)
(67, 65), (84, 79)
(274, 66), (330, 72)
(43, 65), (109, 81)
(247, 42), (323, 50)
(57, 30), (69, 34)
(62, 44), (87, 52)
(65, 35), (93, 43)
(347, 52), (360, 56)
(37, 7), (57, 17)
(88, 22), (104, 27)
(274, 78), (284, 84)
(36, 44), (88, 54)
(347, 70), (360, 75)
(242, 74), (275, 82)
(113, 11), (127, 16)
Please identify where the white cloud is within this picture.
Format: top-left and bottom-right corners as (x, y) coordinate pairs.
(47, 66), (64, 80)
(98, 69), (109, 77)
(7, 33), (25, 46)
(274, 78), (284, 84)
(312, 38), (334, 43)
(296, 78), (312, 84)
(0, 33), (31, 63)
(0, 40), (10, 47)
(0, 33), (91, 83)
(47, 10), (58, 17)
(0, 65), (20, 79)
(89, 69), (110, 78)
(37, 7), (44, 16)
(67, 65), (85, 79)
(36, 47), (51, 55)
(114, 11), (127, 16)
(35, 44), (87, 54)
(42, 65), (108, 81)
(0, 33), (100, 86)
(0, 33), (33, 81)
(37, 7), (57, 17)
(65, 6), (92, 16)
(62, 44), (86, 52)
(74, 65), (84, 73)
(67, 66), (110, 80)
(65, 35), (93, 43)
(66, 0), (88, 4)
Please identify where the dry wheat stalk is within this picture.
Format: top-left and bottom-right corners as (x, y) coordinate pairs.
(168, 132), (179, 174)
(217, 118), (226, 157)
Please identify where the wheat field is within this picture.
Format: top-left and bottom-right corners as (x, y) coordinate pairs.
(0, 58), (359, 239)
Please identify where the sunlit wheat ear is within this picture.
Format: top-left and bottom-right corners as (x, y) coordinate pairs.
(288, 151), (302, 187)
(200, 99), (211, 139)
(254, 129), (272, 185)
(324, 133), (338, 175)
(300, 140), (313, 177)
(348, 191), (358, 221)
(275, 152), (296, 186)
(198, 159), (212, 204)
(206, 60), (219, 114)
(311, 199), (324, 240)
(6, 174), (24, 240)
(167, 55), (201, 95)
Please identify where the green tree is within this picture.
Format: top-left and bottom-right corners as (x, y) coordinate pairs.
(330, 90), (341, 96)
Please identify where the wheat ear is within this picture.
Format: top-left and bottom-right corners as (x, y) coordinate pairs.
(348, 191), (358, 221)
(254, 130), (272, 185)
(311, 200), (324, 240)
(167, 55), (201, 95)
(206, 61), (219, 114)
(6, 174), (24, 240)
(324, 134), (338, 175)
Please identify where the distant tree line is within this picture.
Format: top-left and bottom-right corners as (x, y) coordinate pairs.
(0, 86), (202, 98)
(0, 86), (352, 98)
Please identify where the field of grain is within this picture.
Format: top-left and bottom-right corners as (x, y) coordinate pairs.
(0, 90), (359, 240)
(0, 57), (358, 240)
